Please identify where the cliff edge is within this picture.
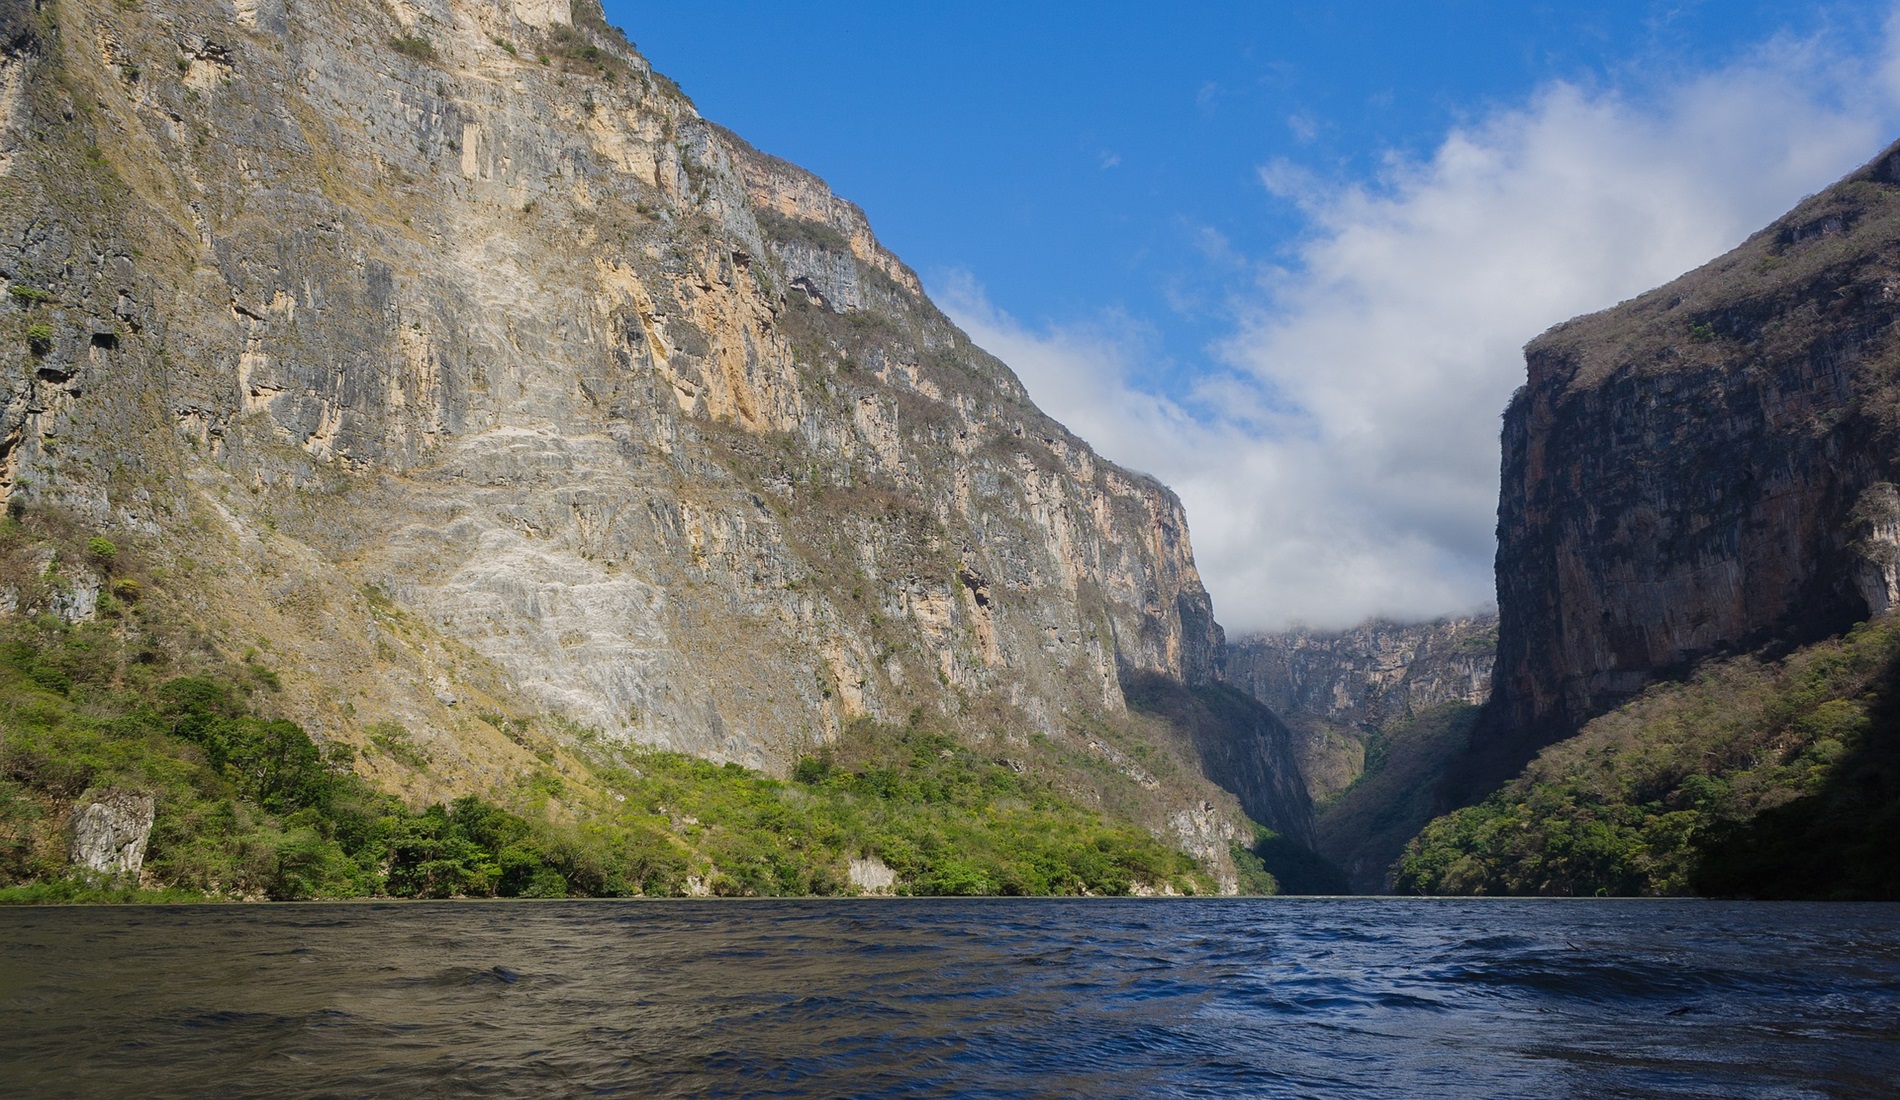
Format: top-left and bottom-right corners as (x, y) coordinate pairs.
(1480, 136), (1900, 786)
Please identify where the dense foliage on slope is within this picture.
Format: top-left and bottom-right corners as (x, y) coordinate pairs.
(1395, 616), (1900, 899)
(0, 521), (1218, 900)
(1312, 701), (1482, 893)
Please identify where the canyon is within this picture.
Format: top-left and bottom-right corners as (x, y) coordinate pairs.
(10, 0), (1896, 899)
(0, 0), (1310, 887)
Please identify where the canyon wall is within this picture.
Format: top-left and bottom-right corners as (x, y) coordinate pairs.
(1484, 138), (1900, 778)
(1227, 616), (1495, 802)
(0, 0), (1307, 845)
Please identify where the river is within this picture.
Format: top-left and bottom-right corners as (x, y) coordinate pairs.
(2, 898), (1895, 1097)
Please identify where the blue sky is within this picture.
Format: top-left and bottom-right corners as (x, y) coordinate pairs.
(605, 1), (1900, 632)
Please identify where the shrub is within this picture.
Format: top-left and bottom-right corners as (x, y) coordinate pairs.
(389, 35), (438, 63)
(24, 324), (52, 355)
(546, 24), (601, 66)
(792, 754), (834, 784)
(1395, 615), (1900, 898)
(0, 571), (1216, 901)
(366, 722), (429, 768)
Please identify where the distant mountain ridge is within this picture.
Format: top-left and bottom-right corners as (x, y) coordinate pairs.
(1227, 616), (1495, 803)
(1220, 618), (1491, 892)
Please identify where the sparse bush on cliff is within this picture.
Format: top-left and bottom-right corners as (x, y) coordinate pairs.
(388, 35), (438, 63)
(0, 542), (1214, 901)
(546, 24), (601, 67)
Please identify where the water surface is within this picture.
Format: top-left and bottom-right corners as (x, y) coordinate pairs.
(2, 898), (1896, 1098)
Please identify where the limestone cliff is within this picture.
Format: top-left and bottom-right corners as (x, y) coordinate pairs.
(1224, 617), (1493, 891)
(1227, 616), (1494, 802)
(1483, 137), (1900, 785)
(0, 0), (1308, 857)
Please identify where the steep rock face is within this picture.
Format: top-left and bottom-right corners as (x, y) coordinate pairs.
(1488, 138), (1900, 773)
(1227, 616), (1495, 802)
(1121, 672), (1316, 848)
(0, 0), (1300, 846)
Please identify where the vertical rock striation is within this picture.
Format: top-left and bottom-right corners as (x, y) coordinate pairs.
(0, 0), (1306, 852)
(1227, 616), (1495, 802)
(1485, 138), (1900, 782)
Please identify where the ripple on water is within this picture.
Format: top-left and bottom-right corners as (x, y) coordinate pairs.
(1, 899), (1897, 1099)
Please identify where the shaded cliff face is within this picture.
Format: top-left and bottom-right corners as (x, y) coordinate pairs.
(0, 0), (1295, 852)
(1227, 616), (1494, 802)
(1120, 672), (1315, 849)
(1226, 616), (1494, 892)
(1489, 138), (1900, 770)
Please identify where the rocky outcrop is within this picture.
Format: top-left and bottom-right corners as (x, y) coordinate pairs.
(1485, 137), (1900, 778)
(68, 788), (155, 878)
(1227, 616), (1495, 801)
(0, 0), (1299, 850)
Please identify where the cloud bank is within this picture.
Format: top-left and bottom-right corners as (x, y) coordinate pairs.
(941, 25), (1900, 634)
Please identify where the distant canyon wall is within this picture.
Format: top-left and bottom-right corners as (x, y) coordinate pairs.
(1226, 616), (1495, 802)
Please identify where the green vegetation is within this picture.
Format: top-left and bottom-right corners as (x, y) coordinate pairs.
(545, 24), (602, 67)
(24, 323), (53, 354)
(8, 286), (51, 304)
(1314, 702), (1481, 892)
(757, 208), (852, 254)
(1396, 616), (1900, 898)
(388, 35), (438, 64)
(604, 729), (1209, 897)
(0, 517), (1215, 901)
(365, 721), (428, 769)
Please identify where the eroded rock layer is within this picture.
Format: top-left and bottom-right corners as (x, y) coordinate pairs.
(0, 0), (1305, 847)
(1227, 616), (1495, 803)
(1487, 138), (1900, 775)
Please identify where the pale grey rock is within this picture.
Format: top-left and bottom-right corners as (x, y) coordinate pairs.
(0, 0), (1309, 858)
(1167, 801), (1241, 895)
(1227, 616), (1495, 802)
(51, 569), (99, 624)
(847, 854), (895, 895)
(1853, 483), (1900, 617)
(69, 789), (156, 879)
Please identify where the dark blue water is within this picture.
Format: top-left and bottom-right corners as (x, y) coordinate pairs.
(1, 899), (1896, 1098)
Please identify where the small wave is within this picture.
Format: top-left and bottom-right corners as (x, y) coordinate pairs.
(3, 899), (1897, 1099)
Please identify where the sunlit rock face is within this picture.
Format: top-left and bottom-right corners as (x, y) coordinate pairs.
(0, 0), (1305, 844)
(1227, 617), (1495, 802)
(1486, 138), (1900, 773)
(68, 788), (156, 879)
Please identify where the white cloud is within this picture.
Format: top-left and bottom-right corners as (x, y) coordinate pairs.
(941, 23), (1900, 634)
